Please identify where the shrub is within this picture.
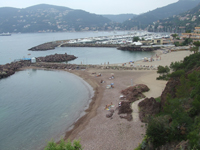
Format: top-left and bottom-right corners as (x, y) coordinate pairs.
(45, 139), (82, 150)
(146, 116), (170, 148)
(168, 70), (185, 78)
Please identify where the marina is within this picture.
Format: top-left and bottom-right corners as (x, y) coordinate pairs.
(29, 31), (174, 51)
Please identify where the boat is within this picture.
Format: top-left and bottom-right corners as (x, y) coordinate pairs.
(0, 32), (11, 36)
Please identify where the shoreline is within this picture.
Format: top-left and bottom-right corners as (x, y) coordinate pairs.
(62, 69), (103, 141)
(14, 50), (193, 149)
(61, 50), (193, 149)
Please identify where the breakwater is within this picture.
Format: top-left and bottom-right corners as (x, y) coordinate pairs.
(36, 53), (77, 62)
(28, 40), (69, 51)
(117, 46), (160, 51)
(28, 41), (159, 52)
(60, 43), (119, 48)
(0, 60), (157, 80)
(0, 53), (77, 79)
(29, 42), (119, 51)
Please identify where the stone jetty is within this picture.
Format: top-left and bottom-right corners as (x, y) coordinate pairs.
(29, 42), (60, 51)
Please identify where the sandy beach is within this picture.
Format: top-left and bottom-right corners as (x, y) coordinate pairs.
(61, 50), (193, 150)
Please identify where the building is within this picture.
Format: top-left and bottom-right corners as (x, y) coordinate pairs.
(181, 27), (200, 42)
(31, 57), (36, 63)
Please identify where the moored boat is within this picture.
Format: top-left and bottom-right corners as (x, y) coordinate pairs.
(0, 32), (11, 36)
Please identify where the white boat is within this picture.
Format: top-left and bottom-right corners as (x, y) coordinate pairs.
(0, 32), (11, 36)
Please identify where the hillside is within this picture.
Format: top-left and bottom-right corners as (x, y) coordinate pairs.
(102, 14), (137, 23)
(136, 53), (200, 149)
(150, 3), (200, 32)
(121, 0), (200, 30)
(0, 4), (111, 33)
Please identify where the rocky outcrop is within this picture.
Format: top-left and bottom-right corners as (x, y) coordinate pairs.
(36, 53), (77, 62)
(121, 84), (149, 102)
(118, 101), (133, 121)
(138, 97), (161, 123)
(160, 78), (180, 109)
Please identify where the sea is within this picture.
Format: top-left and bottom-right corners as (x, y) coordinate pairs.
(0, 31), (155, 150)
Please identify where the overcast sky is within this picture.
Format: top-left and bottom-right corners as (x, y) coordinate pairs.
(1, 0), (179, 15)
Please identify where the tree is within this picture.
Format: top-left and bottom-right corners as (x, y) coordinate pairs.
(133, 36), (140, 42)
(157, 65), (170, 75)
(183, 38), (193, 45)
(193, 41), (200, 53)
(171, 33), (178, 40)
(190, 46), (198, 54)
(186, 30), (191, 33)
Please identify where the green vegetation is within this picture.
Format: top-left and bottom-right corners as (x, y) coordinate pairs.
(152, 2), (200, 32)
(156, 65), (170, 80)
(174, 38), (193, 47)
(191, 41), (200, 54)
(171, 33), (178, 39)
(122, 0), (200, 31)
(140, 52), (200, 149)
(45, 139), (83, 150)
(155, 97), (161, 102)
(0, 4), (111, 33)
(133, 36), (140, 42)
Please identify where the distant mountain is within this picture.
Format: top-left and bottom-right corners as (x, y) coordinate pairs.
(150, 3), (200, 33)
(0, 4), (111, 33)
(102, 14), (137, 23)
(121, 0), (200, 30)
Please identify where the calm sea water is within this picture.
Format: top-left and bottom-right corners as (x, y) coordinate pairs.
(0, 69), (93, 150)
(0, 31), (155, 150)
(0, 31), (155, 65)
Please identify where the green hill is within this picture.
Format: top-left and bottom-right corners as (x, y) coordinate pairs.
(121, 0), (200, 30)
(0, 4), (111, 33)
(150, 3), (200, 32)
(102, 14), (137, 23)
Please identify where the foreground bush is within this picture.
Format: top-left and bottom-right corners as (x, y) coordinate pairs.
(45, 139), (82, 150)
